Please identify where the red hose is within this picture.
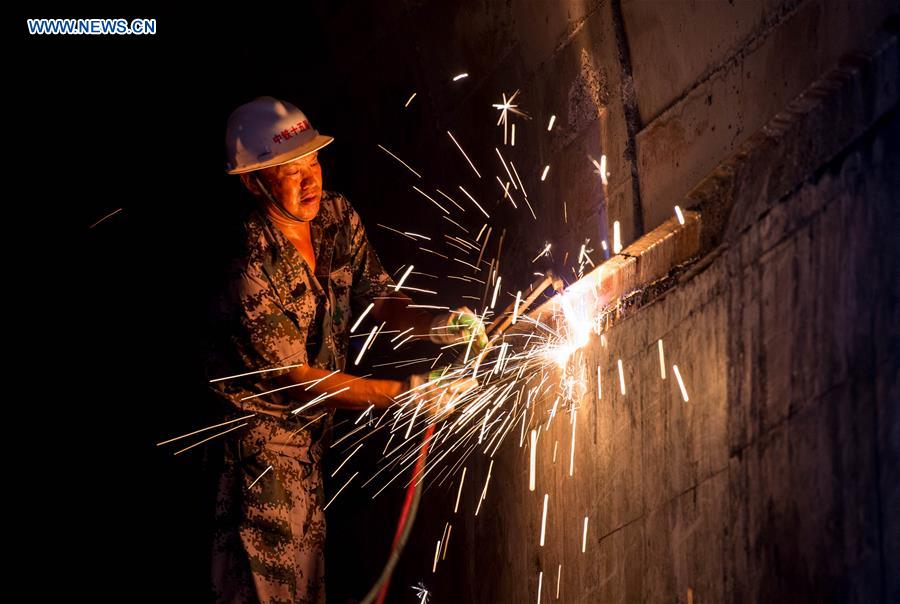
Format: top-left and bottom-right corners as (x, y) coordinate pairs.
(374, 422), (436, 604)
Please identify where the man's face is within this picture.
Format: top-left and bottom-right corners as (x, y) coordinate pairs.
(252, 152), (323, 222)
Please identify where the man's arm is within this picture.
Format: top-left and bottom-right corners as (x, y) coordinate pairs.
(270, 294), (456, 414)
(232, 267), (409, 414)
(280, 364), (405, 412)
(275, 364), (470, 416)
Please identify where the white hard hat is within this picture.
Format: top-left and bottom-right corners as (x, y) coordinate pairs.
(225, 96), (334, 174)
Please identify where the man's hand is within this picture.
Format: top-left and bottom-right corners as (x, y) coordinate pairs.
(428, 306), (489, 352)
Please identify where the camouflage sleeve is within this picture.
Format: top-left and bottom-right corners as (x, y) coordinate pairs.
(235, 265), (308, 372)
(346, 202), (395, 315)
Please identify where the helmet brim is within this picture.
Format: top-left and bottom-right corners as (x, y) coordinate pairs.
(226, 134), (334, 175)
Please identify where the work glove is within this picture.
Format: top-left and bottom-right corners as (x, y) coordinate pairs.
(428, 306), (489, 352)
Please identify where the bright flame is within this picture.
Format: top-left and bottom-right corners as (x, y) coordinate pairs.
(547, 284), (597, 368)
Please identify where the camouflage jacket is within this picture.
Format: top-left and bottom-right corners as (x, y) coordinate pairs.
(207, 191), (394, 432)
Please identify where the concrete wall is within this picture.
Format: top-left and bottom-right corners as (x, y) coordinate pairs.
(628, 0), (895, 232)
(430, 107), (898, 603)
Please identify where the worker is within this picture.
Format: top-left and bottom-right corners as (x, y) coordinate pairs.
(206, 96), (486, 603)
